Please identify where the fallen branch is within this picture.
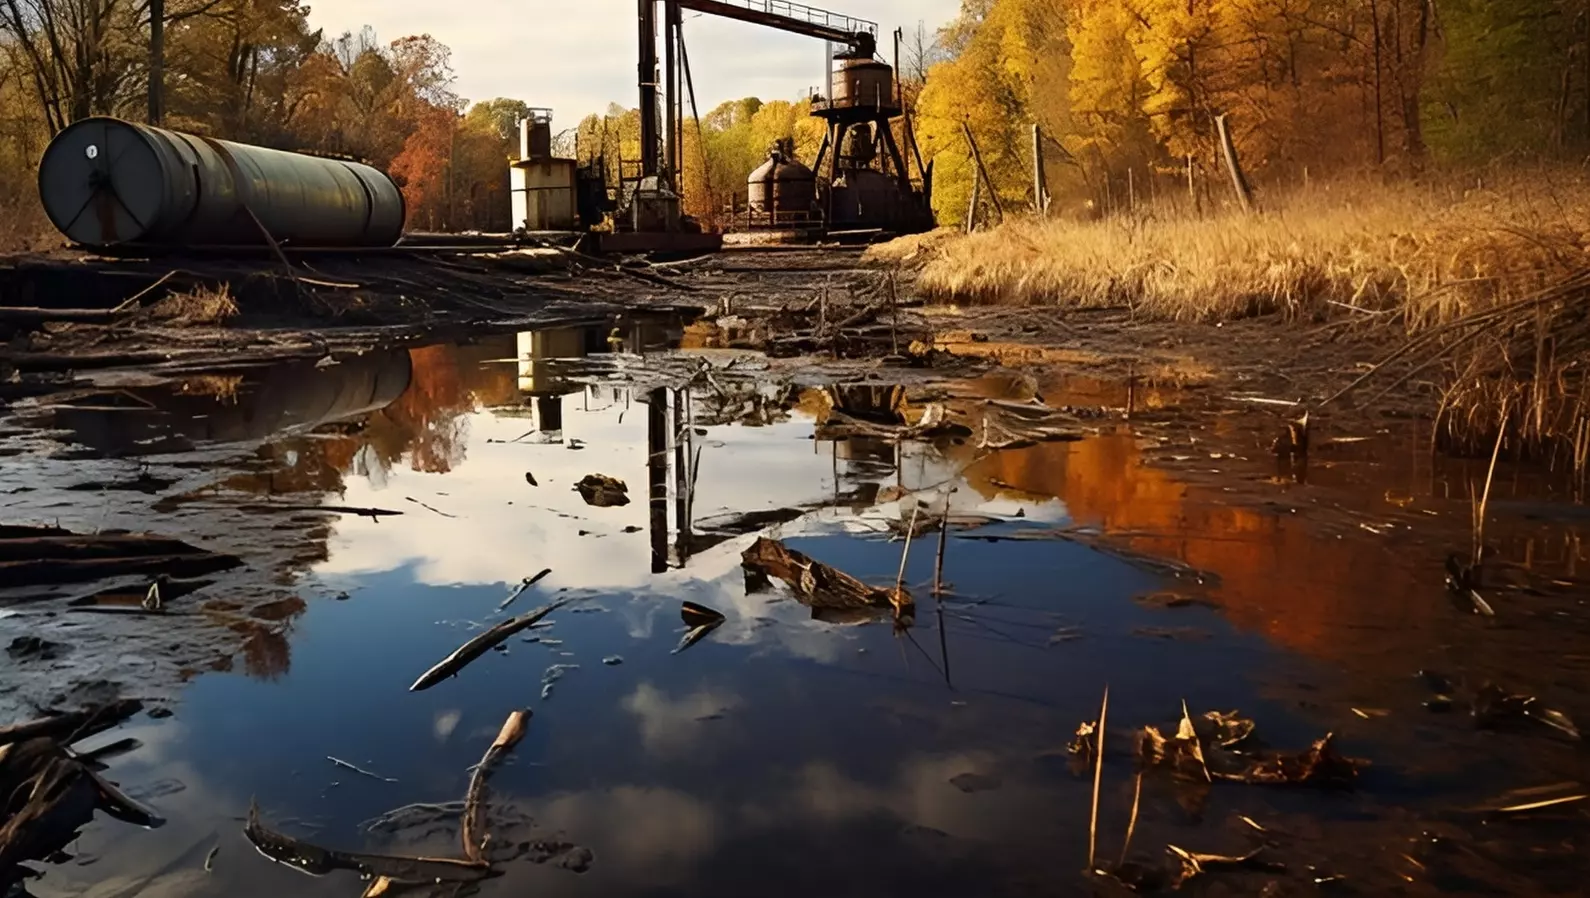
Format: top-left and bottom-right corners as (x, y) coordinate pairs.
(0, 701), (144, 748)
(245, 800), (495, 882)
(410, 599), (576, 691)
(462, 711), (530, 864)
(497, 569), (553, 613)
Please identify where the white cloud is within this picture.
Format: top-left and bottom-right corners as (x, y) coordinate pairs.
(304, 0), (965, 123)
(621, 681), (742, 756)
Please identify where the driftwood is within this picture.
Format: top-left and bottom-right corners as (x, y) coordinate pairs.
(462, 711), (530, 864)
(409, 599), (575, 691)
(0, 306), (122, 325)
(0, 736), (161, 879)
(0, 701), (144, 748)
(245, 801), (495, 882)
(0, 534), (209, 563)
(0, 553), (242, 587)
(742, 537), (910, 613)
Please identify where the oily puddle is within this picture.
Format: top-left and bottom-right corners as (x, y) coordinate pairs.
(1, 327), (1585, 897)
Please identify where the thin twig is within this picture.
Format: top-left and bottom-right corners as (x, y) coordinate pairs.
(1118, 769), (1143, 868)
(1474, 398), (1510, 565)
(895, 504), (921, 593)
(1087, 685), (1109, 871)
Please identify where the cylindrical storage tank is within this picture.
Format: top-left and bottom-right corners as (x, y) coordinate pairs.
(831, 58), (895, 110)
(38, 117), (405, 248)
(747, 152), (816, 219)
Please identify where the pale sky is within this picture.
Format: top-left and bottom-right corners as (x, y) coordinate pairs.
(305, 0), (963, 128)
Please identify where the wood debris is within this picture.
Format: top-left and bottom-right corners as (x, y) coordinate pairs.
(410, 598), (577, 691)
(574, 474), (630, 507)
(463, 711), (529, 864)
(245, 800), (495, 882)
(741, 537), (911, 616)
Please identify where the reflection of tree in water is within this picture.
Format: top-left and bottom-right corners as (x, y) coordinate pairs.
(359, 343), (521, 477)
(361, 345), (473, 475)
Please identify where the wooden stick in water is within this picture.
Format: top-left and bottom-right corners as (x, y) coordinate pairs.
(462, 711), (530, 864)
(1087, 685), (1109, 871)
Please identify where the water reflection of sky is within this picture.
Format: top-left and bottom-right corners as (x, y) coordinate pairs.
(28, 339), (1336, 898)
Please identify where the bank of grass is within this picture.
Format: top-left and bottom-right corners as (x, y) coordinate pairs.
(872, 174), (1590, 472)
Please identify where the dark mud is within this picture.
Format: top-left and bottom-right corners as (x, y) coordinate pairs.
(1, 255), (1588, 897)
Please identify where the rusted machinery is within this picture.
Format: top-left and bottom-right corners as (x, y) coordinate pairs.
(510, 109), (579, 232)
(746, 141), (819, 228)
(622, 0), (933, 246)
(38, 117), (405, 248)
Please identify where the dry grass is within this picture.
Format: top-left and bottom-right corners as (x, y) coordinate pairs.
(147, 285), (240, 325)
(876, 171), (1590, 473)
(874, 173), (1590, 324)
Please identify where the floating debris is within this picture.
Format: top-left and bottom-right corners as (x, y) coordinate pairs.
(497, 569), (553, 613)
(463, 711), (529, 864)
(409, 598), (577, 692)
(326, 756), (397, 784)
(674, 602), (726, 654)
(1139, 707), (1361, 787)
(574, 474), (630, 507)
(245, 800), (495, 883)
(742, 537), (909, 617)
(1472, 683), (1581, 740)
(524, 472), (538, 487)
(602, 656), (624, 666)
(1168, 845), (1285, 888)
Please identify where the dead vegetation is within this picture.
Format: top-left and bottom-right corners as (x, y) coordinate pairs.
(145, 285), (240, 325)
(874, 173), (1590, 472)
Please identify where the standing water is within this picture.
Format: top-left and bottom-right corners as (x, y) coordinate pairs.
(2, 325), (1586, 897)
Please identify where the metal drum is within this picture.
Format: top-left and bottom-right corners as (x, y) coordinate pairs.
(38, 117), (406, 248)
(747, 150), (816, 219)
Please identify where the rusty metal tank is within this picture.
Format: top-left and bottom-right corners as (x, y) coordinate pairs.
(831, 57), (896, 111)
(829, 169), (905, 229)
(38, 117), (406, 248)
(747, 149), (816, 219)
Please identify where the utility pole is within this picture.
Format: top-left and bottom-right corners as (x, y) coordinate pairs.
(148, 0), (164, 125)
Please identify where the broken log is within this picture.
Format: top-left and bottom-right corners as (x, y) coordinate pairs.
(741, 537), (909, 612)
(245, 801), (496, 882)
(0, 553), (242, 587)
(0, 534), (209, 563)
(0, 701), (144, 748)
(462, 711), (530, 864)
(410, 599), (576, 691)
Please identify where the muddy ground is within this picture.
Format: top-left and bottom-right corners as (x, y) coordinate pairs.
(1, 246), (1586, 896)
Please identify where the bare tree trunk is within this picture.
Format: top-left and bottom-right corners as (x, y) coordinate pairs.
(148, 0), (163, 124)
(1031, 123), (1048, 216)
(1216, 114), (1255, 213)
(961, 121), (1004, 223)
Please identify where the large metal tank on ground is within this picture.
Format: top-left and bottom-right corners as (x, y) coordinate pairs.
(747, 149), (816, 223)
(38, 117), (405, 248)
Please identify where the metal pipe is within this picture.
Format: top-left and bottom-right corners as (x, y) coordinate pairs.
(664, 0), (679, 188)
(638, 0), (660, 178)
